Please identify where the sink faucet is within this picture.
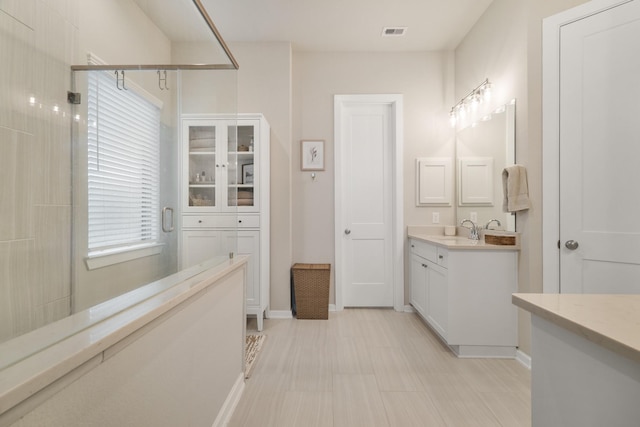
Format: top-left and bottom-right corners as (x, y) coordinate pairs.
(485, 219), (502, 230)
(460, 219), (480, 240)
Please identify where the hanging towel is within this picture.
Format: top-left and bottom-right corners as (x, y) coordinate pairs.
(502, 165), (531, 212)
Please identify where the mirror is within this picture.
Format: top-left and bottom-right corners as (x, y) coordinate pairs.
(456, 101), (516, 231)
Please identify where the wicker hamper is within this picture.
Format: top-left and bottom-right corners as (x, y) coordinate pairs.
(291, 263), (331, 319)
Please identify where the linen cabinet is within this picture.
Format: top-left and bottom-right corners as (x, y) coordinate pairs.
(181, 114), (270, 331)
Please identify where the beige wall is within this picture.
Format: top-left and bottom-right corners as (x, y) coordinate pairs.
(292, 52), (455, 305)
(454, 0), (589, 355)
(230, 42), (293, 312)
(231, 48), (455, 311)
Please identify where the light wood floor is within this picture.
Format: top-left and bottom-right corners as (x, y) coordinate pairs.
(230, 309), (531, 427)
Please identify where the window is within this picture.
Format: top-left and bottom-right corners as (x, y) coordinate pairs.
(87, 70), (161, 254)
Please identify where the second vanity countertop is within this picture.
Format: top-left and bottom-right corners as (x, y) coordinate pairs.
(513, 293), (640, 364)
(408, 230), (521, 251)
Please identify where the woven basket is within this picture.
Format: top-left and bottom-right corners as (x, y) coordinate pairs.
(292, 263), (330, 320)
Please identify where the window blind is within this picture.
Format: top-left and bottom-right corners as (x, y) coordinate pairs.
(87, 71), (160, 252)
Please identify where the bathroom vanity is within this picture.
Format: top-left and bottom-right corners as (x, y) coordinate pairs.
(409, 232), (519, 358)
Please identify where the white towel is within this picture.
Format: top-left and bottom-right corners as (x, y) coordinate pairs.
(502, 165), (531, 212)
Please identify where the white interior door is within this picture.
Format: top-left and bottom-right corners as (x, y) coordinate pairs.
(335, 95), (402, 308)
(559, 0), (640, 293)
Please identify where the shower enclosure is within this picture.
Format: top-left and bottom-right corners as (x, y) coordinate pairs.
(0, 0), (239, 358)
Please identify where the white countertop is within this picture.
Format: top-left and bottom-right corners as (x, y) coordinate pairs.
(513, 293), (640, 364)
(408, 233), (520, 251)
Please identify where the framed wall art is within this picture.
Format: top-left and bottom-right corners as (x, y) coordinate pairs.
(301, 140), (325, 171)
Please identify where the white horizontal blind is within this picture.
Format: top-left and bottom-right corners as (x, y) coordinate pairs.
(87, 71), (160, 252)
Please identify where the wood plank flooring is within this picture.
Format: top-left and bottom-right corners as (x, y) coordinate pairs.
(230, 309), (530, 426)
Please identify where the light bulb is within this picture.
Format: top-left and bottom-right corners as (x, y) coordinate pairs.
(458, 104), (467, 120)
(483, 83), (492, 102)
(470, 93), (480, 111)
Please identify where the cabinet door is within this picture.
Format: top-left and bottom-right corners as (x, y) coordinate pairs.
(226, 120), (260, 213)
(427, 261), (448, 339)
(222, 230), (261, 307)
(410, 253), (427, 316)
(183, 120), (220, 212)
(182, 230), (223, 268)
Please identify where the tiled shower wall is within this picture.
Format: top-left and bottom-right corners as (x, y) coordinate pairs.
(0, 0), (78, 343)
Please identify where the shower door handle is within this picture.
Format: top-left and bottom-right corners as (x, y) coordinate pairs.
(162, 207), (174, 232)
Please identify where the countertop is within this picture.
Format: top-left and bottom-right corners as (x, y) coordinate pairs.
(513, 293), (640, 364)
(408, 232), (520, 250)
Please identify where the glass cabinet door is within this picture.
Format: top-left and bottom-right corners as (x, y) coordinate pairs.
(188, 125), (216, 208)
(227, 124), (255, 208)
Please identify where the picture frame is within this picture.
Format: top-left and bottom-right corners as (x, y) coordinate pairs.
(242, 163), (254, 184)
(301, 140), (325, 171)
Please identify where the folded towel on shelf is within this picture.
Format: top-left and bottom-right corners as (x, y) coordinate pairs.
(502, 165), (531, 212)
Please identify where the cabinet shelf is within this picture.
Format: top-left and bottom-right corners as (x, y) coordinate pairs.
(189, 151), (216, 155)
(189, 184), (216, 188)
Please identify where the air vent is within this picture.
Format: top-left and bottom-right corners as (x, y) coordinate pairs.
(382, 27), (407, 37)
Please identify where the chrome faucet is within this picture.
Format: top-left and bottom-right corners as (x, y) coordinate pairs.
(485, 219), (502, 230)
(460, 219), (480, 240)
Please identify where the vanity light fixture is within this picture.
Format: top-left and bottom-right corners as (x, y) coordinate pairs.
(449, 78), (492, 127)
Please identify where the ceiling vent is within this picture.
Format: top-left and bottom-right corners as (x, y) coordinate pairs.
(382, 27), (407, 37)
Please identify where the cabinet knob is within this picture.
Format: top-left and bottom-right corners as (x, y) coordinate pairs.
(411, 244), (415, 248)
(439, 255), (443, 259)
(198, 220), (203, 223)
(238, 220), (242, 223)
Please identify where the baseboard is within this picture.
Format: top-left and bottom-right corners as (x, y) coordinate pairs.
(516, 349), (532, 370)
(212, 372), (245, 427)
(403, 305), (415, 313)
(329, 304), (337, 312)
(267, 310), (293, 319)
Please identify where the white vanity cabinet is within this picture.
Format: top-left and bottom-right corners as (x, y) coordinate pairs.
(181, 114), (270, 331)
(410, 240), (449, 338)
(409, 237), (518, 358)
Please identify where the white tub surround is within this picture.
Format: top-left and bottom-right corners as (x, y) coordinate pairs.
(0, 257), (247, 427)
(513, 294), (640, 427)
(408, 230), (519, 358)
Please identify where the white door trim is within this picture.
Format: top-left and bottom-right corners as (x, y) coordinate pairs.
(334, 94), (404, 311)
(542, 0), (633, 294)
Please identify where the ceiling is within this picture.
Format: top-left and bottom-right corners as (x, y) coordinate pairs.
(136, 0), (494, 53)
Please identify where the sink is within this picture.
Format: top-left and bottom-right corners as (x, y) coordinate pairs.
(431, 236), (471, 243)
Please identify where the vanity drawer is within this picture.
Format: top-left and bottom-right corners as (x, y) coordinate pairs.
(437, 248), (448, 269)
(183, 214), (259, 229)
(410, 239), (438, 263)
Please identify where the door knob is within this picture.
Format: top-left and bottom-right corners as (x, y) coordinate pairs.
(565, 240), (579, 250)
(344, 229), (351, 235)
